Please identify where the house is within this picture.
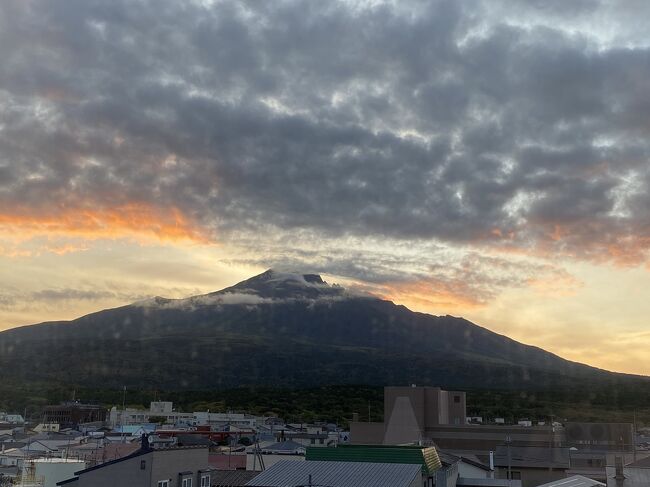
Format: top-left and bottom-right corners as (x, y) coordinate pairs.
(437, 451), (492, 479)
(246, 440), (306, 471)
(436, 451), (517, 487)
(56, 437), (211, 487)
(244, 460), (423, 487)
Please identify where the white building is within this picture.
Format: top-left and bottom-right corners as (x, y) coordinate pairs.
(109, 402), (269, 431)
(0, 413), (25, 425)
(108, 402), (193, 427)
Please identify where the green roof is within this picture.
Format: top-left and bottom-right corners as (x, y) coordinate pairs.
(305, 444), (442, 475)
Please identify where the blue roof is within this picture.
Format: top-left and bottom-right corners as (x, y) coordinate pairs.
(112, 424), (156, 434)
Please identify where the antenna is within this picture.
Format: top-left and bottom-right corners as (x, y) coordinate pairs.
(121, 386), (127, 444)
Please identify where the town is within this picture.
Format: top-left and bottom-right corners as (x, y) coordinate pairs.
(0, 385), (646, 487)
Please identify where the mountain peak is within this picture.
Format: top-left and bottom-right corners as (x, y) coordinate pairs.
(215, 269), (342, 300)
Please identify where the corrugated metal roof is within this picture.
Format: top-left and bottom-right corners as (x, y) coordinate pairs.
(306, 445), (441, 475)
(245, 460), (421, 487)
(535, 475), (605, 487)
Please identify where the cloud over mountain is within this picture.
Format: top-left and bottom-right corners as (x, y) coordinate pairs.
(1, 0), (650, 264)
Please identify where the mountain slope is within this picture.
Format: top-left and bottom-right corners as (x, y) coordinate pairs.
(0, 270), (646, 392)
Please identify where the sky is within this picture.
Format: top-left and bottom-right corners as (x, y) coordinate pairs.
(1, 0), (650, 375)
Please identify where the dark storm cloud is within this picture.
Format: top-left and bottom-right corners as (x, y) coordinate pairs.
(1, 0), (650, 262)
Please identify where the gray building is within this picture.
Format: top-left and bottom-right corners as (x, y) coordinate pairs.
(604, 456), (650, 487)
(57, 439), (211, 487)
(351, 386), (467, 445)
(494, 446), (570, 487)
(565, 423), (634, 452)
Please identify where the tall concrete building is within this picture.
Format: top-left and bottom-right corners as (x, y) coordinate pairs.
(352, 386), (467, 445)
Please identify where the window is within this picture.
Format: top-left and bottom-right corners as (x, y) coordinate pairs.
(182, 478), (193, 487)
(200, 475), (211, 487)
(507, 471), (522, 480)
(157, 482), (169, 487)
(454, 395), (460, 403)
(140, 460), (146, 470)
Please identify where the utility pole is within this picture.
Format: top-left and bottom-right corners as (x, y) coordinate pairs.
(505, 434), (512, 487)
(121, 386), (127, 443)
(633, 409), (638, 462)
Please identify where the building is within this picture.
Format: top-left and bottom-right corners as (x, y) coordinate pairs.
(246, 441), (306, 472)
(211, 470), (260, 486)
(351, 386), (561, 450)
(437, 451), (492, 480)
(564, 423), (636, 482)
(109, 402), (194, 428)
(56, 437), (211, 487)
(604, 456), (650, 486)
(349, 384), (632, 485)
(19, 458), (86, 487)
(351, 386), (467, 445)
(565, 423), (635, 452)
(494, 446), (570, 487)
(0, 413), (25, 425)
(244, 460), (422, 487)
(192, 412), (259, 430)
(109, 402), (267, 430)
(43, 403), (107, 428)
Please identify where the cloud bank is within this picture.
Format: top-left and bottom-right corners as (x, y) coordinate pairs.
(1, 0), (649, 264)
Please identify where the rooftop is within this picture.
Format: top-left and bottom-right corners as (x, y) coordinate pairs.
(535, 475), (604, 487)
(494, 446), (570, 469)
(245, 460), (421, 487)
(306, 444), (441, 475)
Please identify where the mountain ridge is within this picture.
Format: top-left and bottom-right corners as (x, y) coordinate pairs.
(0, 269), (647, 394)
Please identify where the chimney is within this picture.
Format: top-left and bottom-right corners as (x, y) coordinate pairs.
(141, 433), (151, 452)
(615, 456), (625, 480)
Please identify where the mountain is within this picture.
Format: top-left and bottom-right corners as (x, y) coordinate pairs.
(0, 270), (647, 393)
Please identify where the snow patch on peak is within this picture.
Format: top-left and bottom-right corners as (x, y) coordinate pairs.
(132, 269), (372, 310)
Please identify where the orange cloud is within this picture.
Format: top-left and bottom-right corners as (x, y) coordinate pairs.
(379, 279), (488, 313)
(484, 219), (650, 269)
(0, 203), (211, 252)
